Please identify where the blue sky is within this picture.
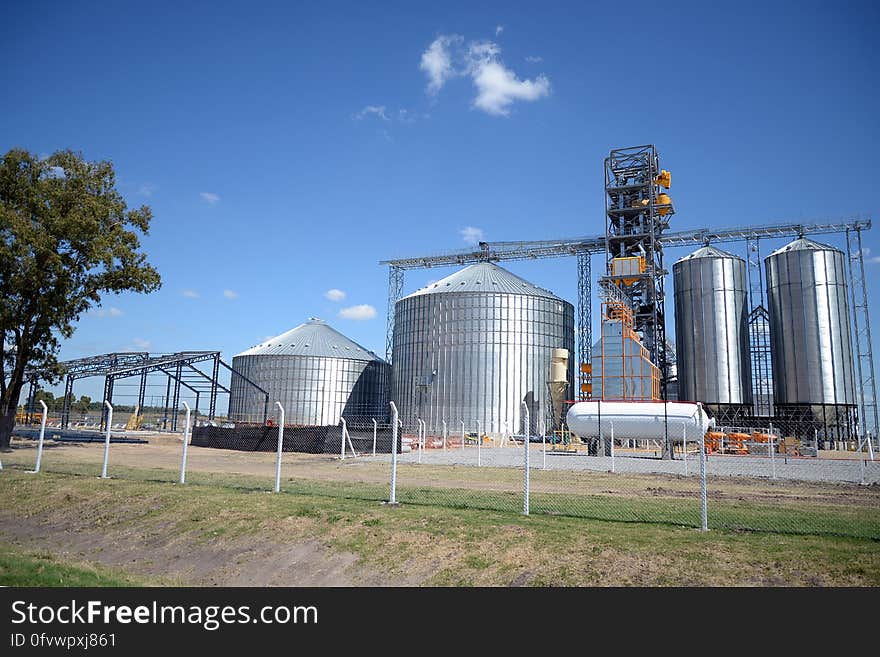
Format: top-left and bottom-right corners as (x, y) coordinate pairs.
(2, 0), (878, 406)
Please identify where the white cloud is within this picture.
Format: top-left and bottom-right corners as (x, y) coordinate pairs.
(419, 33), (550, 116)
(200, 192), (220, 204)
(223, 289), (238, 300)
(132, 338), (152, 350)
(420, 35), (461, 94)
(325, 289), (347, 302)
(181, 290), (199, 299)
(870, 256), (880, 264)
(339, 304), (377, 320)
(460, 226), (485, 245)
(525, 55), (543, 63)
(467, 42), (550, 116)
(91, 307), (124, 318)
(354, 105), (389, 121)
(495, 25), (504, 36)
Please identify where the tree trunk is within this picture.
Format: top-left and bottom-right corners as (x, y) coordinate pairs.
(0, 406), (15, 451)
(1, 379), (25, 451)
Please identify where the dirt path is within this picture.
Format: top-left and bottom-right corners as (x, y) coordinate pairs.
(0, 497), (369, 587)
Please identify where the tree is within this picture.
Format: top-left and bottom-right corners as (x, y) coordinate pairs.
(0, 149), (161, 449)
(74, 395), (92, 416)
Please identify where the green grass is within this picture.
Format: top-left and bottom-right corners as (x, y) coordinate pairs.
(4, 459), (878, 540)
(0, 544), (146, 587)
(0, 469), (878, 586)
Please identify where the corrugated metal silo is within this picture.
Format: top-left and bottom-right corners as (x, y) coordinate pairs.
(765, 238), (856, 422)
(673, 246), (752, 411)
(228, 318), (390, 425)
(392, 262), (574, 434)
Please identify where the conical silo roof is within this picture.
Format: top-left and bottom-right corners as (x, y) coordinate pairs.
(675, 245), (741, 263)
(402, 262), (562, 300)
(235, 318), (385, 361)
(768, 237), (840, 257)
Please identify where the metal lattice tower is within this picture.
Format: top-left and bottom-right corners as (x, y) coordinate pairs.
(385, 266), (404, 362)
(846, 226), (879, 441)
(745, 236), (773, 416)
(603, 145), (672, 397)
(576, 252), (591, 399)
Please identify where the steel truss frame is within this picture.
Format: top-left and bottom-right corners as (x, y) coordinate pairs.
(25, 351), (269, 432)
(380, 217), (874, 436)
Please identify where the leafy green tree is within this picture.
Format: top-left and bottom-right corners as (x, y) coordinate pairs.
(74, 395), (92, 416)
(0, 149), (161, 449)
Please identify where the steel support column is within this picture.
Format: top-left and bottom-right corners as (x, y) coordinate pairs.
(59, 375), (74, 429)
(25, 378), (37, 424)
(847, 227), (879, 440)
(577, 252), (592, 400)
(100, 376), (114, 432)
(209, 353), (220, 420)
(162, 374), (171, 431)
(385, 265), (404, 362)
(137, 372), (147, 417)
(171, 362), (182, 432)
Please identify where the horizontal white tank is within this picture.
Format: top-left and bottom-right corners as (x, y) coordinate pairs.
(566, 401), (714, 443)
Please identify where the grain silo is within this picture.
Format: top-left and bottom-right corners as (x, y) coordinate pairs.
(673, 246), (752, 419)
(392, 262), (574, 435)
(765, 238), (856, 433)
(228, 318), (390, 425)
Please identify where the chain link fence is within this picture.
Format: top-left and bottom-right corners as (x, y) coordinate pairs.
(4, 400), (879, 540)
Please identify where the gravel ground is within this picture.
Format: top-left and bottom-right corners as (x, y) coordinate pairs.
(360, 444), (880, 484)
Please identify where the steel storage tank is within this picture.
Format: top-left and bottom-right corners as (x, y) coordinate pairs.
(673, 246), (752, 411)
(392, 262), (575, 435)
(765, 238), (856, 421)
(228, 318), (390, 425)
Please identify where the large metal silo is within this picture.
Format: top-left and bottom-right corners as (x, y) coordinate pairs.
(228, 318), (390, 425)
(765, 238), (856, 425)
(392, 262), (575, 434)
(673, 246), (752, 413)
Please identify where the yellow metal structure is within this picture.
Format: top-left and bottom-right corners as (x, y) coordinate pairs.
(125, 405), (142, 431)
(654, 169), (671, 188)
(611, 256), (646, 285)
(591, 300), (661, 401)
(656, 192), (673, 216)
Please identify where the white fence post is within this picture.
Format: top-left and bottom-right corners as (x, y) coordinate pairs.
(522, 401), (530, 516)
(460, 420), (465, 451)
(442, 420), (447, 450)
(100, 401), (113, 479)
(31, 400), (48, 474)
(698, 406), (708, 531)
(389, 402), (399, 504)
(274, 402), (285, 493)
(340, 418), (348, 460)
(372, 419), (378, 457)
(417, 418), (423, 464)
(477, 420), (482, 467)
(179, 402), (192, 484)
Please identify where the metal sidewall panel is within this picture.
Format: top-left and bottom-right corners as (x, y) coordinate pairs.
(228, 355), (390, 425)
(673, 253), (752, 405)
(766, 246), (856, 409)
(392, 291), (575, 434)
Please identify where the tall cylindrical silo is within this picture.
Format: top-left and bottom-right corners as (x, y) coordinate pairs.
(765, 238), (856, 427)
(228, 318), (390, 425)
(392, 262), (574, 435)
(673, 246), (752, 416)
